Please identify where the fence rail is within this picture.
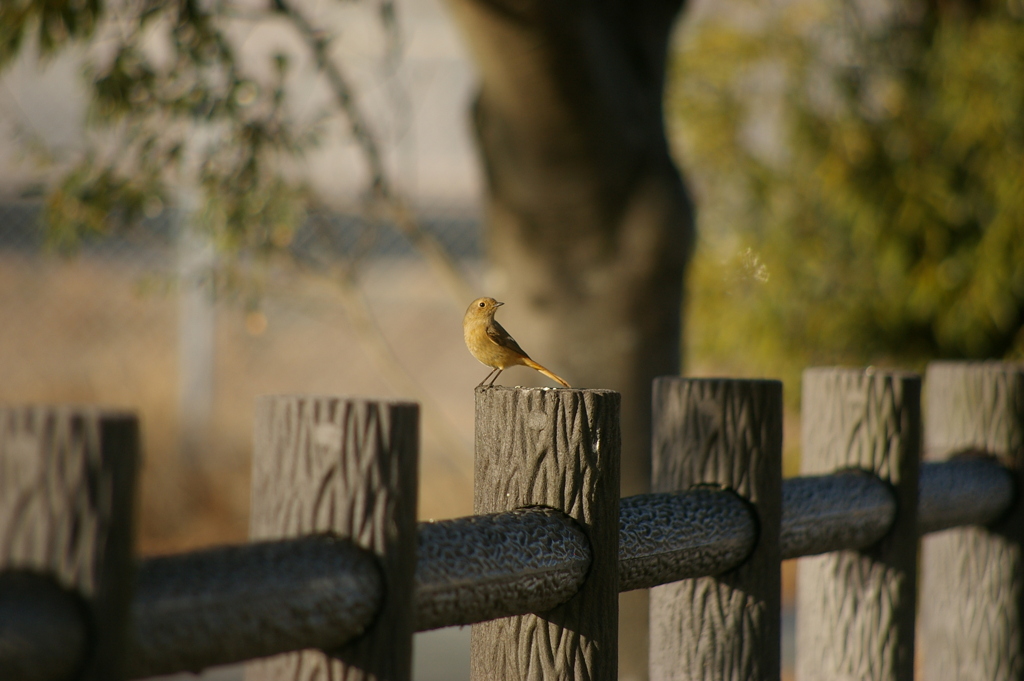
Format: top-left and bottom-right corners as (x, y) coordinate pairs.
(2, 362), (1022, 680)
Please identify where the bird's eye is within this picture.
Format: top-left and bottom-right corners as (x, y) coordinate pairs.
(479, 301), (485, 307)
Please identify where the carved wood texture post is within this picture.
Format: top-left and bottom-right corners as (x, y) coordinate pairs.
(247, 396), (418, 681)
(0, 407), (138, 681)
(796, 368), (921, 681)
(920, 362), (1024, 681)
(649, 378), (783, 681)
(471, 386), (621, 681)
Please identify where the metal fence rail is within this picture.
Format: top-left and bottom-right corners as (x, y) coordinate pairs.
(1, 362), (1021, 681)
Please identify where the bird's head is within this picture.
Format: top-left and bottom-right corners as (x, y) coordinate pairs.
(466, 297), (504, 319)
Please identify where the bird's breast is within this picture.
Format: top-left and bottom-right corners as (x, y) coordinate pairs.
(465, 320), (516, 369)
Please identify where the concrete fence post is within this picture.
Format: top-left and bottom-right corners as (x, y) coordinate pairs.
(796, 368), (921, 681)
(920, 361), (1024, 681)
(471, 386), (621, 681)
(0, 407), (138, 681)
(649, 377), (784, 681)
(246, 396), (419, 681)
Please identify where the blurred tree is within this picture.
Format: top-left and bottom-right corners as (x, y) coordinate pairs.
(675, 0), (1024, 392)
(4, 0), (307, 254)
(1, 0), (474, 292)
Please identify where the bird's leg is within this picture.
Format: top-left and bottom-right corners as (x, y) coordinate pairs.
(477, 367), (499, 387)
(487, 369), (503, 387)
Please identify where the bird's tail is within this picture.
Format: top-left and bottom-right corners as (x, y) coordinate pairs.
(523, 358), (571, 388)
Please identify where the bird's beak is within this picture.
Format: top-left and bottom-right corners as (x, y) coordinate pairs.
(495, 301), (504, 307)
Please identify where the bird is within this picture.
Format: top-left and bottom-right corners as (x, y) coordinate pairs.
(463, 297), (571, 388)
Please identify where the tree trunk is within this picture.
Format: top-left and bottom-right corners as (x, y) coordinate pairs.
(445, 2), (695, 678)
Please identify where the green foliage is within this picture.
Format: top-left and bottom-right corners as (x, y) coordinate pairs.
(674, 0), (1024, 388)
(6, 0), (326, 271)
(44, 155), (162, 248)
(0, 0), (103, 66)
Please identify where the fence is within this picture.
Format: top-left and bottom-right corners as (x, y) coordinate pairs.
(1, 362), (1021, 680)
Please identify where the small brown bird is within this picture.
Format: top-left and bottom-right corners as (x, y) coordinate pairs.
(463, 297), (571, 388)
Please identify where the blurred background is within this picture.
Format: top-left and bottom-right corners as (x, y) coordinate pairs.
(1, 0), (1022, 678)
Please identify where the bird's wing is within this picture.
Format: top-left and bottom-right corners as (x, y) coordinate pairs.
(487, 320), (530, 358)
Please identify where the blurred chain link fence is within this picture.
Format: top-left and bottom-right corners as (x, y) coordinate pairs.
(0, 199), (485, 553)
(0, 200), (481, 266)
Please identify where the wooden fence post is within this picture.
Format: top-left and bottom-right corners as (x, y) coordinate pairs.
(471, 386), (620, 681)
(649, 378), (783, 681)
(246, 396), (419, 681)
(0, 407), (138, 681)
(920, 362), (1024, 681)
(796, 368), (921, 681)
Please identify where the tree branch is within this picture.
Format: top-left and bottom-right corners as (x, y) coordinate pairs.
(273, 0), (475, 304)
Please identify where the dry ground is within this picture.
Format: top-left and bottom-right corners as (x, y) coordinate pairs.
(0, 252), (481, 555)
